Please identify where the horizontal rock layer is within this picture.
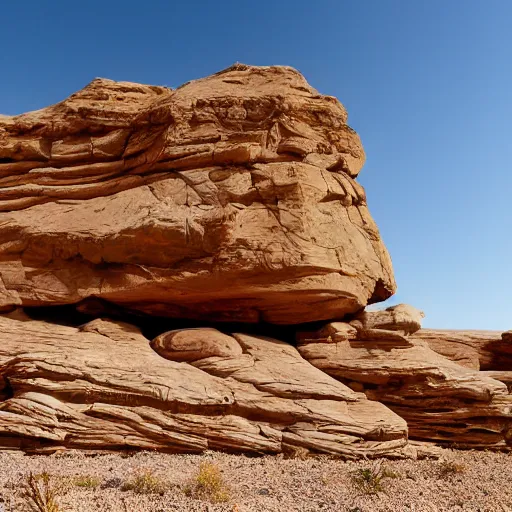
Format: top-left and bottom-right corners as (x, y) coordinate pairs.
(0, 311), (407, 457)
(414, 329), (512, 371)
(297, 320), (512, 449)
(0, 64), (394, 324)
(1, 305), (510, 454)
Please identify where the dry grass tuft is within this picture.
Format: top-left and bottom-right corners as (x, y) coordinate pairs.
(282, 445), (310, 460)
(72, 475), (101, 489)
(351, 462), (399, 495)
(183, 461), (231, 503)
(21, 472), (63, 512)
(121, 469), (168, 495)
(438, 459), (466, 477)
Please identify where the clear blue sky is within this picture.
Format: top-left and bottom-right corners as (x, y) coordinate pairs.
(1, 1), (510, 330)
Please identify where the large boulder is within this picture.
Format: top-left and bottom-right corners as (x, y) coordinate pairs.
(0, 64), (395, 324)
(350, 304), (425, 335)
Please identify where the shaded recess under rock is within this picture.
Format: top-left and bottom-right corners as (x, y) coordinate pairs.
(0, 65), (510, 457)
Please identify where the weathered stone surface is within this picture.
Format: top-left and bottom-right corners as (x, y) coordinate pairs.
(350, 304), (425, 335)
(0, 65), (395, 324)
(415, 329), (512, 371)
(481, 371), (512, 392)
(0, 312), (407, 456)
(298, 318), (512, 449)
(1, 62), (507, 458)
(152, 328), (243, 362)
(503, 331), (512, 343)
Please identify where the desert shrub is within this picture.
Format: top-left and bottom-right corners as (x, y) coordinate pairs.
(351, 463), (398, 495)
(438, 459), (466, 477)
(21, 472), (63, 512)
(282, 445), (310, 460)
(72, 475), (101, 489)
(121, 469), (168, 495)
(183, 462), (231, 503)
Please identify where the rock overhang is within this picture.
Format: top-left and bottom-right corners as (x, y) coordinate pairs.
(0, 64), (395, 324)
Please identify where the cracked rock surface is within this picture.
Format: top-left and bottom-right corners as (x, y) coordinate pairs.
(0, 311), (407, 456)
(0, 64), (394, 324)
(0, 65), (510, 457)
(297, 312), (512, 450)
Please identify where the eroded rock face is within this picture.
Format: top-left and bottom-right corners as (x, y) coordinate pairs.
(415, 329), (512, 371)
(297, 319), (512, 449)
(1, 63), (509, 457)
(0, 302), (510, 454)
(0, 64), (395, 324)
(0, 312), (407, 457)
(350, 304), (425, 335)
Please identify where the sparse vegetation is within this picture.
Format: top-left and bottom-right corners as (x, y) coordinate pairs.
(438, 459), (466, 477)
(121, 469), (168, 495)
(283, 445), (310, 460)
(320, 473), (332, 486)
(183, 461), (231, 503)
(21, 472), (63, 512)
(72, 475), (101, 489)
(0, 450), (508, 511)
(350, 462), (399, 495)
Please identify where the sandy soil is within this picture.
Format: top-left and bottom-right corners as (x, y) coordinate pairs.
(0, 449), (510, 512)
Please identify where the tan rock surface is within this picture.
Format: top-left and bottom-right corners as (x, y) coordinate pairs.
(415, 329), (512, 370)
(481, 371), (512, 391)
(298, 319), (512, 449)
(0, 64), (394, 324)
(0, 312), (407, 456)
(151, 328), (243, 362)
(350, 303), (425, 335)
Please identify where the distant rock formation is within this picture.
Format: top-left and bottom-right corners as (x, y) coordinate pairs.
(0, 66), (509, 456)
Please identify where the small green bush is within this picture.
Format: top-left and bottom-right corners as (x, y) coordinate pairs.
(73, 475), (101, 489)
(351, 463), (398, 495)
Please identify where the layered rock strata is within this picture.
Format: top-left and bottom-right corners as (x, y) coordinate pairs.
(0, 65), (510, 456)
(414, 329), (512, 371)
(297, 308), (512, 449)
(0, 311), (407, 457)
(0, 65), (395, 324)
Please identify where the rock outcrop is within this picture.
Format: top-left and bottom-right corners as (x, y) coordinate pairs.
(0, 311), (407, 457)
(297, 314), (512, 449)
(0, 64), (395, 324)
(0, 65), (510, 457)
(414, 329), (512, 371)
(350, 304), (425, 335)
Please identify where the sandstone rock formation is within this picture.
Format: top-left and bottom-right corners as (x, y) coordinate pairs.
(0, 311), (407, 457)
(350, 304), (425, 335)
(0, 65), (510, 457)
(298, 316), (512, 449)
(414, 329), (512, 371)
(0, 64), (395, 324)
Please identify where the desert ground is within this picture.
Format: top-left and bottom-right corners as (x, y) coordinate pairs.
(0, 449), (510, 512)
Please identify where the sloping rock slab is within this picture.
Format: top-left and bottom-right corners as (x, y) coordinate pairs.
(0, 312), (407, 457)
(415, 329), (512, 370)
(298, 323), (512, 449)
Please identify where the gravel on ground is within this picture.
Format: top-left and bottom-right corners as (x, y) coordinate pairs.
(0, 449), (510, 512)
